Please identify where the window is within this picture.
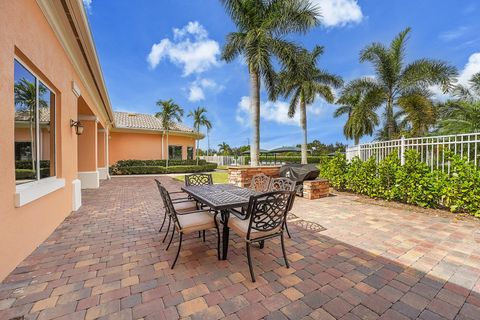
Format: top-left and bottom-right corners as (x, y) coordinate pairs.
(168, 145), (183, 160)
(187, 147), (194, 160)
(14, 60), (55, 185)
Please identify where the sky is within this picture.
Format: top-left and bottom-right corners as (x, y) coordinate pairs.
(83, 0), (480, 150)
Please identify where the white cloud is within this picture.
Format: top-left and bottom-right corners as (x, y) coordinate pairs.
(457, 52), (480, 85)
(439, 26), (469, 41)
(83, 0), (92, 11)
(147, 21), (220, 76)
(311, 0), (363, 27)
(187, 78), (223, 102)
(236, 96), (328, 127)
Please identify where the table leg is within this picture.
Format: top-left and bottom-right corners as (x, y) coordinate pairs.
(220, 209), (230, 260)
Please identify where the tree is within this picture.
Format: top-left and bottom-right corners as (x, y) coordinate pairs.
(335, 83), (383, 144)
(218, 142), (232, 155)
(436, 72), (480, 134)
(14, 78), (48, 172)
(436, 100), (480, 134)
(277, 46), (342, 163)
(155, 99), (184, 167)
(220, 0), (319, 166)
(351, 27), (457, 140)
(187, 107), (212, 164)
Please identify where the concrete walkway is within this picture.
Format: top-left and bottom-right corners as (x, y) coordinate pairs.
(0, 177), (479, 320)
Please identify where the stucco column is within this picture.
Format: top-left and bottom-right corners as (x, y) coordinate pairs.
(77, 116), (99, 188)
(97, 128), (107, 180)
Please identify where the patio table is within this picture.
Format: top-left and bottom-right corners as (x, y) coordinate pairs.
(181, 183), (258, 260)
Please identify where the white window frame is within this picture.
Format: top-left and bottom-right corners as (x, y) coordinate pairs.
(14, 58), (63, 207)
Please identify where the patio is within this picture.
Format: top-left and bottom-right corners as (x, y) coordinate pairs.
(0, 177), (479, 320)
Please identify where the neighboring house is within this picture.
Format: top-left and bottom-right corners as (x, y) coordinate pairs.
(0, 0), (203, 281)
(110, 111), (203, 164)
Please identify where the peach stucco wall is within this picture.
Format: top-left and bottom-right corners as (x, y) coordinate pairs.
(109, 131), (196, 164)
(0, 1), (109, 281)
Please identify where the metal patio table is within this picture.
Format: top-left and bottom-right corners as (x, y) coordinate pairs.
(181, 184), (258, 260)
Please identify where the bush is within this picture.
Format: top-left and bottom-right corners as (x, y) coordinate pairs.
(245, 155), (329, 164)
(320, 150), (480, 217)
(110, 161), (217, 175)
(115, 159), (207, 167)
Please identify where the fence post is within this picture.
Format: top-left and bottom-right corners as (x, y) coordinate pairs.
(357, 144), (361, 160)
(400, 136), (405, 165)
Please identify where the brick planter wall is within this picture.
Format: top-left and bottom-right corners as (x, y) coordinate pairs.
(303, 179), (330, 200)
(228, 166), (281, 187)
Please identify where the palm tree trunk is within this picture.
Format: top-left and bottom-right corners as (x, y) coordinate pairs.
(354, 136), (360, 145)
(386, 97), (394, 139)
(300, 98), (308, 164)
(250, 68), (260, 167)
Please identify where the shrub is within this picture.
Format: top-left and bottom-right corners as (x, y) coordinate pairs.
(319, 152), (348, 190)
(115, 159), (206, 167)
(321, 150), (480, 217)
(110, 161), (217, 175)
(245, 155), (329, 164)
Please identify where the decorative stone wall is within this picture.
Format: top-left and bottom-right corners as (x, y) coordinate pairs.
(303, 179), (330, 200)
(228, 166), (281, 187)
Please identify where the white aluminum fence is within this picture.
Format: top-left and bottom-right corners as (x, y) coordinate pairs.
(346, 132), (480, 172)
(200, 155), (246, 166)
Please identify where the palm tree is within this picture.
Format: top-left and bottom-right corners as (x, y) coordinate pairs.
(435, 72), (480, 134)
(436, 100), (480, 134)
(14, 78), (47, 172)
(335, 85), (382, 144)
(218, 142), (231, 156)
(277, 46), (342, 163)
(453, 72), (480, 101)
(221, 0), (319, 166)
(187, 107), (212, 164)
(350, 27), (457, 140)
(397, 91), (437, 136)
(155, 99), (184, 167)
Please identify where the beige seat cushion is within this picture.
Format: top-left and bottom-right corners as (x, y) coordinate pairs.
(228, 216), (281, 239)
(173, 201), (197, 213)
(177, 212), (216, 234)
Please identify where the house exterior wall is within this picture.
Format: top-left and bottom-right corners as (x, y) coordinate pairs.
(109, 131), (197, 164)
(0, 0), (110, 281)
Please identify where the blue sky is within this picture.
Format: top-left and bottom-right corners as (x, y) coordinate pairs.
(84, 0), (480, 150)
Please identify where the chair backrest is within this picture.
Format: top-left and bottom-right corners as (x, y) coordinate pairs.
(155, 179), (181, 228)
(245, 191), (294, 239)
(249, 173), (271, 192)
(268, 177), (296, 211)
(185, 173), (213, 186)
(269, 177), (296, 192)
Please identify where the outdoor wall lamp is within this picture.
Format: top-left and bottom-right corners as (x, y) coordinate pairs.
(70, 120), (84, 135)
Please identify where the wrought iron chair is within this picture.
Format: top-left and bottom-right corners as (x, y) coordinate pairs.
(157, 183), (220, 269)
(155, 179), (197, 242)
(249, 173), (271, 192)
(184, 173), (214, 238)
(268, 177), (296, 238)
(228, 190), (294, 282)
(185, 173), (213, 186)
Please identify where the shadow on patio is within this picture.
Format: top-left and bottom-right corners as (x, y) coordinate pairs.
(0, 177), (479, 320)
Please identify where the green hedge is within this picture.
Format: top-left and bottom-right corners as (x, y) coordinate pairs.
(321, 151), (480, 217)
(245, 156), (330, 164)
(15, 168), (51, 180)
(110, 162), (217, 175)
(114, 159), (207, 167)
(16, 160), (50, 169)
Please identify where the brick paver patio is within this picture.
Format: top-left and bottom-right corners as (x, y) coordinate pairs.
(0, 177), (479, 320)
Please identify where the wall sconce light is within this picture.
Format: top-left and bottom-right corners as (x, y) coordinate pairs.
(70, 120), (84, 135)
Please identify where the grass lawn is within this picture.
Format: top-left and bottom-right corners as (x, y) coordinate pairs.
(173, 171), (229, 184)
